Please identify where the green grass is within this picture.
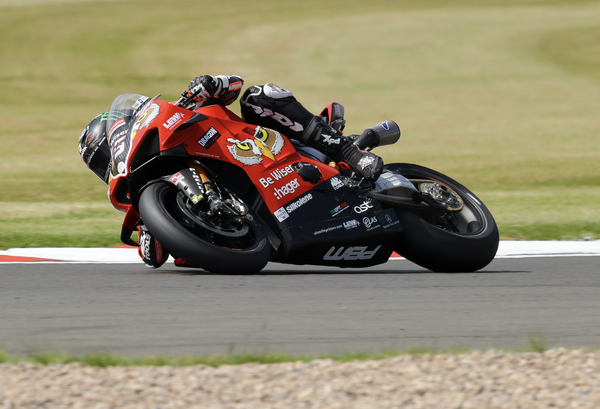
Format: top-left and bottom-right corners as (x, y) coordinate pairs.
(0, 335), (562, 367)
(0, 203), (123, 247)
(1, 0), (599, 248)
(0, 349), (414, 367)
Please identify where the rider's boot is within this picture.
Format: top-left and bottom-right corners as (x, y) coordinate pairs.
(240, 83), (383, 181)
(302, 116), (384, 181)
(137, 225), (170, 268)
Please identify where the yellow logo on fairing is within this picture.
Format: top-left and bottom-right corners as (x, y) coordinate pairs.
(226, 127), (284, 166)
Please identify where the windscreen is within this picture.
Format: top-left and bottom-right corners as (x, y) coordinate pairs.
(105, 93), (148, 140)
(105, 93), (149, 178)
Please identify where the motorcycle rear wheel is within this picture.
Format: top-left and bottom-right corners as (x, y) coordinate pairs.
(385, 163), (499, 272)
(139, 182), (271, 274)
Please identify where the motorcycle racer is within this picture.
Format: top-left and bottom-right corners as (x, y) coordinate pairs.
(78, 75), (385, 268)
(183, 75), (384, 181)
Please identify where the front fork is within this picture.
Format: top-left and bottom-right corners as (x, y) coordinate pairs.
(168, 161), (248, 218)
(169, 162), (211, 208)
(119, 161), (249, 247)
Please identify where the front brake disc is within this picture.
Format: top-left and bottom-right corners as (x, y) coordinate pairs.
(414, 180), (464, 212)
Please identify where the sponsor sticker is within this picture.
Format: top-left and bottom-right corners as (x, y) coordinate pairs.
(322, 134), (341, 145)
(323, 245), (382, 261)
(343, 219), (360, 230)
(228, 81), (243, 91)
(286, 193), (312, 213)
(354, 200), (374, 214)
(274, 193), (312, 222)
(362, 216), (380, 231)
(382, 212), (400, 229)
(330, 176), (344, 190)
(163, 112), (186, 130)
(313, 225), (343, 236)
(132, 96), (149, 110)
(274, 207), (289, 222)
(260, 164), (295, 188)
(273, 178), (300, 200)
(198, 127), (221, 149)
(330, 202), (349, 217)
(190, 194), (204, 205)
(108, 118), (126, 139)
(170, 172), (184, 184)
(191, 152), (221, 159)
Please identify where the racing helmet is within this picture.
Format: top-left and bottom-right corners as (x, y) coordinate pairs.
(78, 112), (112, 184)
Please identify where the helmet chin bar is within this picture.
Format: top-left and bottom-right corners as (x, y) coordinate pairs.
(79, 112), (112, 184)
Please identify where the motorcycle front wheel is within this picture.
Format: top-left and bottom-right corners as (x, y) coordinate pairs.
(138, 182), (271, 274)
(385, 163), (499, 272)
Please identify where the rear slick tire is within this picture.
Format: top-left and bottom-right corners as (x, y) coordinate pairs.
(138, 182), (271, 274)
(386, 163), (499, 272)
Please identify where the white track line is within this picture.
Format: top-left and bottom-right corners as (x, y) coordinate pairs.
(495, 241), (600, 259)
(0, 247), (143, 264)
(0, 241), (599, 264)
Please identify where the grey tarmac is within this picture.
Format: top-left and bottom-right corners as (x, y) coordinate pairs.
(1, 256), (599, 356)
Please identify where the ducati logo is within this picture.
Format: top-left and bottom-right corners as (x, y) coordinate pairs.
(323, 245), (381, 261)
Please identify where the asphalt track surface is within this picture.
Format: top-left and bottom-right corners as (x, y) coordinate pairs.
(1, 248), (600, 357)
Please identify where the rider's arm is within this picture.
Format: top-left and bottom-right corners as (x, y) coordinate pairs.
(183, 75), (244, 109)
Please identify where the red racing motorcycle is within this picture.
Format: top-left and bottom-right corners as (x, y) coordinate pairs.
(95, 92), (498, 273)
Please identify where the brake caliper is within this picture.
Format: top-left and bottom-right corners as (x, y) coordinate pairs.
(417, 181), (463, 212)
(168, 165), (249, 219)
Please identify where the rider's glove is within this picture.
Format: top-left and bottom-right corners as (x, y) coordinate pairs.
(186, 75), (243, 107)
(138, 225), (170, 268)
(186, 75), (218, 106)
(212, 75), (244, 106)
(340, 142), (384, 181)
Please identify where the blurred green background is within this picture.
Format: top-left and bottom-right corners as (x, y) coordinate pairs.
(1, 0), (599, 248)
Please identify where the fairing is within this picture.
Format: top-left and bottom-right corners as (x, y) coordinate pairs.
(104, 95), (402, 266)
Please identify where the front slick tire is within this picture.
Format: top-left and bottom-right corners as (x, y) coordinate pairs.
(138, 182), (270, 274)
(386, 163), (499, 273)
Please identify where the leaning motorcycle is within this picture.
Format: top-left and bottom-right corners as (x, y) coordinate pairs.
(84, 92), (498, 274)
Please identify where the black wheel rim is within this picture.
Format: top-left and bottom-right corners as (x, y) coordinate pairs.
(163, 188), (258, 250)
(411, 179), (487, 235)
(175, 192), (249, 237)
